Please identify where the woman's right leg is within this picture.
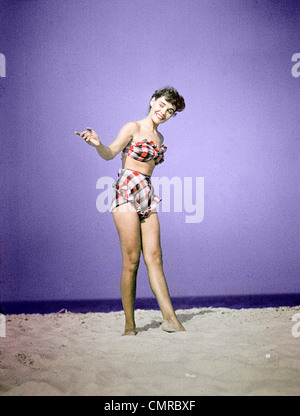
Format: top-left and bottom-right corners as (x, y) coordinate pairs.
(112, 203), (141, 335)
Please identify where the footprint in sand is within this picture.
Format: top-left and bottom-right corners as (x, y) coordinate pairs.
(16, 353), (34, 366)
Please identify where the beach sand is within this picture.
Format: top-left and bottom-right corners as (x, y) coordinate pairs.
(1, 306), (299, 396)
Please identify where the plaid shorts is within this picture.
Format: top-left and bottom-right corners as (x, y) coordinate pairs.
(111, 169), (161, 219)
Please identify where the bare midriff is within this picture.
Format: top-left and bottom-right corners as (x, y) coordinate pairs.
(122, 155), (155, 176)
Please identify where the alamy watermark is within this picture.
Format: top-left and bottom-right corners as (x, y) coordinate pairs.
(0, 53), (6, 77)
(291, 53), (300, 78)
(291, 313), (300, 338)
(96, 176), (204, 224)
(0, 314), (6, 337)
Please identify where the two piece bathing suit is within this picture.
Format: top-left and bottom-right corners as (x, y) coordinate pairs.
(111, 139), (167, 219)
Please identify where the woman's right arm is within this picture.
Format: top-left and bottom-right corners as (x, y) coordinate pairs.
(75, 122), (137, 160)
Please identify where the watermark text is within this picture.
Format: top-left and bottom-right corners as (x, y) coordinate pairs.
(291, 53), (300, 78)
(0, 53), (6, 77)
(96, 176), (204, 224)
(291, 312), (300, 338)
(0, 314), (6, 337)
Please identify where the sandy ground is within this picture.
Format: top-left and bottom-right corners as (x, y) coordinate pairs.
(0, 306), (300, 396)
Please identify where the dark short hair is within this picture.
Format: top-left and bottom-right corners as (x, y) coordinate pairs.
(150, 86), (185, 114)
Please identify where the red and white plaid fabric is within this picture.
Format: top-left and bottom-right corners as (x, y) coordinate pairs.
(122, 139), (167, 165)
(111, 169), (161, 219)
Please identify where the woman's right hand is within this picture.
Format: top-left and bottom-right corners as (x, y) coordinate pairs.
(75, 127), (101, 147)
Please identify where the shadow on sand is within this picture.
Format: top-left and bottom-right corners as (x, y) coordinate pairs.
(136, 308), (215, 333)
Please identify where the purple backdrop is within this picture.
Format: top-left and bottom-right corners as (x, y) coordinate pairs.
(0, 0), (299, 305)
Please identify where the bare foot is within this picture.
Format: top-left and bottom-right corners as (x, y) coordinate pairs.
(161, 320), (185, 333)
(122, 328), (137, 336)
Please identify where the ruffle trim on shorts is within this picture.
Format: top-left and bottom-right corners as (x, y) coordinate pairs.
(111, 169), (161, 219)
(115, 183), (161, 218)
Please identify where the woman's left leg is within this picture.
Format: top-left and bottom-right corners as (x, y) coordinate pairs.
(140, 212), (185, 332)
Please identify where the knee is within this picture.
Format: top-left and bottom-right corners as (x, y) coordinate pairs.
(143, 248), (163, 268)
(123, 251), (141, 272)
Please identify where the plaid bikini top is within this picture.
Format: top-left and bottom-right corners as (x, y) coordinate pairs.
(122, 138), (167, 165)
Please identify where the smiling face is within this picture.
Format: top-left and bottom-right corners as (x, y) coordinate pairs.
(150, 96), (176, 124)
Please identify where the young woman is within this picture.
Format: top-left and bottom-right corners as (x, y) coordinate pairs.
(75, 87), (186, 335)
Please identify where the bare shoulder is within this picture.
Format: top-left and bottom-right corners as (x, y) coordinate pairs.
(109, 121), (140, 155)
(120, 121), (140, 136)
